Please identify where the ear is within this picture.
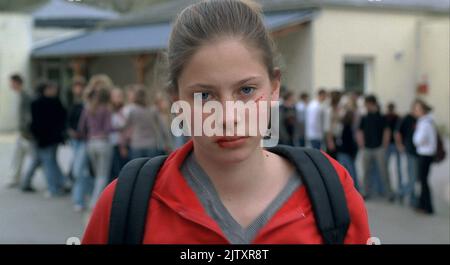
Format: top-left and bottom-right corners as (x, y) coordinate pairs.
(270, 68), (281, 101)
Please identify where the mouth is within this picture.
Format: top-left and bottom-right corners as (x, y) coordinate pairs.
(215, 136), (250, 148)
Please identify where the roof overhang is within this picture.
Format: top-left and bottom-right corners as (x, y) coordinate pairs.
(32, 10), (315, 59)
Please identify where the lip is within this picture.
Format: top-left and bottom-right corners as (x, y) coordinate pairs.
(215, 136), (250, 148)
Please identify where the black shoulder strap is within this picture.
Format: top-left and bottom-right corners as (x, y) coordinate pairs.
(267, 145), (350, 244)
(108, 155), (167, 244)
(109, 146), (350, 244)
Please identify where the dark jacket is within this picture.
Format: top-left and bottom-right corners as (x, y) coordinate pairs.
(67, 102), (84, 133)
(30, 96), (67, 148)
(18, 90), (33, 139)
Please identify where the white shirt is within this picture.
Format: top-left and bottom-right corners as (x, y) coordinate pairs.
(109, 109), (127, 145)
(413, 113), (437, 156)
(295, 101), (307, 124)
(306, 99), (326, 140)
(324, 106), (343, 137)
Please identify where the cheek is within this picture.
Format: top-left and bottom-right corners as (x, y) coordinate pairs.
(254, 93), (271, 119)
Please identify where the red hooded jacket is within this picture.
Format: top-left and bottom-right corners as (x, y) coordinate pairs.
(83, 140), (370, 244)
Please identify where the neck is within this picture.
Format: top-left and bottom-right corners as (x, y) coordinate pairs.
(192, 143), (268, 198)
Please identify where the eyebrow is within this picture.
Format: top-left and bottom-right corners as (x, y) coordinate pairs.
(187, 76), (262, 90)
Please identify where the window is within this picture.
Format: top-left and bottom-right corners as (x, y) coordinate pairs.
(344, 62), (365, 93)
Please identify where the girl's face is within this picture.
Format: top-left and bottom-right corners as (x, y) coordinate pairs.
(178, 38), (280, 163)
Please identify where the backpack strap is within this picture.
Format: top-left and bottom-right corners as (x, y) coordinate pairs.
(267, 145), (350, 244)
(109, 146), (350, 244)
(108, 155), (167, 244)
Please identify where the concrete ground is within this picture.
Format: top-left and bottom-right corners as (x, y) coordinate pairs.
(0, 133), (448, 244)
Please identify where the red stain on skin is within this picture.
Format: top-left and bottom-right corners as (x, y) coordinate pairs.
(255, 95), (264, 103)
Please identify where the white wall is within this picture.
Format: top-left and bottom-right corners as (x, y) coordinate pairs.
(0, 13), (32, 132)
(89, 55), (136, 87)
(311, 7), (449, 129)
(417, 17), (450, 133)
(275, 23), (313, 95)
(89, 54), (165, 97)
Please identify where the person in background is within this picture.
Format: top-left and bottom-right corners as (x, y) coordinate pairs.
(154, 91), (174, 154)
(78, 82), (113, 209)
(294, 93), (309, 147)
(279, 91), (297, 145)
(337, 96), (360, 191)
(120, 84), (138, 150)
(324, 90), (342, 159)
(67, 76), (93, 212)
(109, 87), (129, 183)
(305, 89), (327, 149)
(412, 99), (437, 215)
(5, 74), (34, 188)
(29, 81), (67, 197)
(395, 102), (418, 206)
(122, 85), (137, 117)
(123, 86), (168, 159)
(357, 95), (394, 201)
(384, 102), (403, 201)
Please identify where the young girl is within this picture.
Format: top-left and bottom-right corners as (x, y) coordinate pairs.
(412, 99), (437, 215)
(83, 0), (369, 244)
(122, 86), (170, 159)
(78, 82), (113, 210)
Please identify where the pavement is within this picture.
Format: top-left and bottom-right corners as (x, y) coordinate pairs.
(0, 133), (448, 244)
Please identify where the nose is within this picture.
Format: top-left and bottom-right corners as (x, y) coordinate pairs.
(220, 97), (242, 136)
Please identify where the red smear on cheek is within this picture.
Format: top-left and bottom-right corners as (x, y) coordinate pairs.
(255, 95), (264, 103)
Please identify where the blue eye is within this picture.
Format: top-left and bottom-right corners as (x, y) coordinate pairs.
(201, 92), (210, 100)
(241, 87), (255, 95)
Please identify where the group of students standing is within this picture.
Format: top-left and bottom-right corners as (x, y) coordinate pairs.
(5, 72), (444, 216)
(6, 73), (176, 212)
(279, 88), (444, 215)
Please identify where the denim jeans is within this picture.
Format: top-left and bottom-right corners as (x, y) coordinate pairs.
(110, 145), (129, 183)
(21, 143), (41, 189)
(37, 144), (65, 196)
(298, 138), (306, 147)
(402, 153), (418, 206)
(309, 139), (322, 150)
(362, 147), (393, 198)
(7, 135), (31, 186)
(87, 139), (113, 209)
(385, 143), (403, 196)
(337, 152), (359, 191)
(71, 140), (93, 208)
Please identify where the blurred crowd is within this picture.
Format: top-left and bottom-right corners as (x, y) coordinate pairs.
(5, 73), (182, 212)
(279, 87), (445, 215)
(4, 73), (445, 216)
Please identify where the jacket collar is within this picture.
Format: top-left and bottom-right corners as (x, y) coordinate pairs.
(152, 139), (226, 237)
(152, 139), (307, 241)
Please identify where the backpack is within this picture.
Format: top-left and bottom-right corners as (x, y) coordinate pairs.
(434, 130), (446, 163)
(108, 145), (351, 244)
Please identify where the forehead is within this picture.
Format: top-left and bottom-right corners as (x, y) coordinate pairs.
(178, 39), (268, 88)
